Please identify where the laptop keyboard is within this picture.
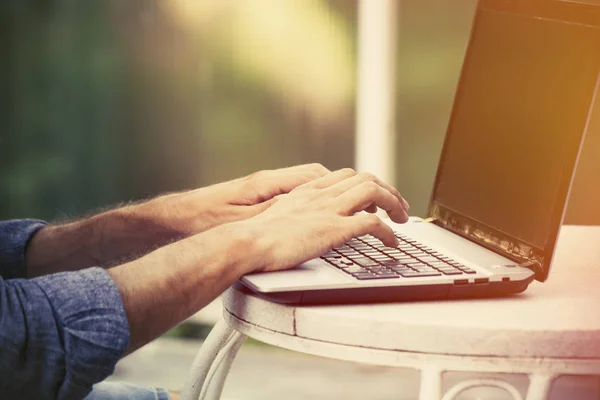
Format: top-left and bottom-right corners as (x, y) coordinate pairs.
(321, 233), (477, 280)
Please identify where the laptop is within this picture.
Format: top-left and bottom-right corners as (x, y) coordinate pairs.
(240, 0), (600, 305)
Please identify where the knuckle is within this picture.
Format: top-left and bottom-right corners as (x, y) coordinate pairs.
(338, 167), (356, 177)
(358, 172), (377, 182)
(364, 214), (381, 228)
(247, 169), (267, 181)
(310, 163), (327, 171)
(362, 180), (380, 194)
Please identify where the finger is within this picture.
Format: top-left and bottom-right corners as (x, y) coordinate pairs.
(249, 170), (326, 203)
(346, 214), (398, 247)
(275, 163), (330, 178)
(296, 168), (357, 190)
(327, 172), (409, 211)
(365, 204), (378, 213)
(338, 181), (409, 223)
(251, 193), (286, 213)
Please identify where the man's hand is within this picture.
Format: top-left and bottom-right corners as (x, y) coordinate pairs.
(108, 168), (410, 352)
(238, 168), (410, 272)
(140, 163), (331, 236)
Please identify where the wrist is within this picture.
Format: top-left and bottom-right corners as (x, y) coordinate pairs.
(222, 219), (275, 276)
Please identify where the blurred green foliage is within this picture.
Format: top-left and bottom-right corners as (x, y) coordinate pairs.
(1, 0), (357, 221)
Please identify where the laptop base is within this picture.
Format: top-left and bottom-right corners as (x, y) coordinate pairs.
(239, 275), (534, 305)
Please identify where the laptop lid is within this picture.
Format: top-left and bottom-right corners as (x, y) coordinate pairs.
(428, 0), (600, 281)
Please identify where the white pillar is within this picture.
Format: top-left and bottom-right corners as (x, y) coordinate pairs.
(355, 0), (399, 185)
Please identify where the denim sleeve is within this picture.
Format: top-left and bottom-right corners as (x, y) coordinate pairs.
(0, 267), (130, 400)
(0, 219), (48, 279)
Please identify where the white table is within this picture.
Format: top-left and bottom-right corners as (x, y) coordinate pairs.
(181, 226), (600, 400)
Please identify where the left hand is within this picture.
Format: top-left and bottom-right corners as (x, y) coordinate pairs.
(138, 163), (331, 236)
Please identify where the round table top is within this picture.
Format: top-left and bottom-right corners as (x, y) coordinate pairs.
(223, 225), (600, 359)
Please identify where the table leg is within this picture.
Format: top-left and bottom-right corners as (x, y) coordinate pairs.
(181, 319), (246, 400)
(202, 331), (247, 400)
(525, 375), (555, 400)
(419, 366), (443, 400)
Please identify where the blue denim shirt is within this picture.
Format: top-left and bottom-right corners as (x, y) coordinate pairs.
(0, 219), (131, 399)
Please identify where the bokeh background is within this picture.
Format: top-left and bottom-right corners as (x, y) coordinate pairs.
(2, 0), (598, 223)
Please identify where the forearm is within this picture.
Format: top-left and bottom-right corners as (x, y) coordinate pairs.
(25, 201), (187, 277)
(108, 221), (263, 353)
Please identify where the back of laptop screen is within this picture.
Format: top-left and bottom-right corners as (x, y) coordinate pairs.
(431, 1), (600, 269)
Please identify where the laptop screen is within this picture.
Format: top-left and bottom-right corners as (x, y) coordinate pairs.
(429, 0), (600, 280)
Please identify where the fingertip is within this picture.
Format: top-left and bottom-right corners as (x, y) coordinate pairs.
(365, 204), (377, 214)
(389, 209), (409, 224)
(386, 236), (400, 248)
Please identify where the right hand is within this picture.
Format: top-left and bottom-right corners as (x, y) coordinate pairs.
(240, 168), (410, 273)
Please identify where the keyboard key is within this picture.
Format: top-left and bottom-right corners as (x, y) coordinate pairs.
(382, 249), (407, 255)
(362, 250), (383, 256)
(405, 249), (424, 254)
(381, 249), (403, 255)
(460, 268), (477, 274)
(343, 266), (369, 273)
(413, 266), (437, 271)
(367, 265), (390, 271)
(361, 239), (381, 245)
(354, 258), (380, 267)
(355, 274), (398, 280)
(343, 254), (364, 260)
(450, 262), (467, 268)
(439, 270), (463, 275)
(429, 261), (452, 268)
(388, 256), (412, 262)
(416, 256), (440, 263)
(338, 248), (358, 254)
(381, 260), (412, 267)
(400, 271), (443, 277)
(375, 273), (400, 278)
(407, 262), (428, 267)
(370, 255), (393, 261)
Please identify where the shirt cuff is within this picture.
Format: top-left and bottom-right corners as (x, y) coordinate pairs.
(33, 267), (131, 398)
(0, 219), (47, 279)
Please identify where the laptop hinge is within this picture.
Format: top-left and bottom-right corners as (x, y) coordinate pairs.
(420, 216), (540, 271)
(426, 203), (546, 276)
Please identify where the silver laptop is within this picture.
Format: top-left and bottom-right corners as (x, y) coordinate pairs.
(240, 0), (600, 304)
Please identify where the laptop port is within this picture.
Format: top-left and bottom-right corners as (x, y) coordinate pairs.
(502, 277), (510, 282)
(454, 279), (469, 286)
(474, 278), (489, 284)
